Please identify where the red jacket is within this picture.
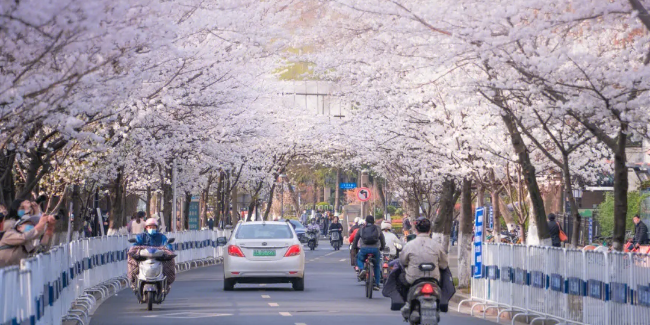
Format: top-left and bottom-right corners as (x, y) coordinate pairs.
(349, 228), (359, 244)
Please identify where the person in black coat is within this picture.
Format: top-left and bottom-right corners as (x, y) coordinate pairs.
(547, 213), (561, 247)
(633, 215), (649, 247)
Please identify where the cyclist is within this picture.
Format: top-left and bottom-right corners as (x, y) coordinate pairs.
(352, 215), (385, 290)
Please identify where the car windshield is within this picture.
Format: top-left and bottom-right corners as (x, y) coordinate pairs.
(235, 224), (294, 239)
(289, 220), (304, 229)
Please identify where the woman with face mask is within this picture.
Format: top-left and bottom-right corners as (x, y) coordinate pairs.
(0, 211), (56, 267)
(133, 218), (171, 250)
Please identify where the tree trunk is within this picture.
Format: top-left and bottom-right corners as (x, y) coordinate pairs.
(146, 187), (152, 219)
(489, 171), (502, 237)
(287, 180), (301, 216)
(231, 186), (239, 224)
(216, 172), (224, 225)
(264, 183), (277, 221)
(501, 113), (550, 244)
(458, 178), (473, 289)
(432, 179), (456, 249)
(612, 130), (628, 251)
(71, 185), (83, 237)
(562, 159), (581, 247)
(162, 180), (173, 233)
(0, 150), (16, 205)
(312, 183), (318, 210)
(224, 172), (231, 225)
(180, 192), (189, 230)
(334, 168), (341, 213)
(109, 169), (124, 232)
(247, 181), (264, 221)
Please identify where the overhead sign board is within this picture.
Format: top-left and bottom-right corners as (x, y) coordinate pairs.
(340, 182), (357, 190)
(356, 187), (371, 202)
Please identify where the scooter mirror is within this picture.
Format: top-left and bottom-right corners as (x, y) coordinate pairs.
(127, 238), (137, 243)
(167, 238), (176, 244)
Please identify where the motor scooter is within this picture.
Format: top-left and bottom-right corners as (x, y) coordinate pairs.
(329, 230), (342, 250)
(381, 242), (402, 284)
(127, 238), (176, 311)
(307, 228), (319, 250)
(401, 263), (441, 325)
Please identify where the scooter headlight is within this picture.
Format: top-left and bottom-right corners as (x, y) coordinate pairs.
(143, 263), (163, 278)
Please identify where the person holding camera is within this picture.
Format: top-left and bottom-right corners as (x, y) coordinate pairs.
(0, 199), (57, 267)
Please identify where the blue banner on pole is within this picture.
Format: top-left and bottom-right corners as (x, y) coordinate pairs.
(588, 217), (593, 243)
(488, 206), (494, 229)
(188, 201), (200, 230)
(340, 183), (357, 190)
(473, 207), (485, 279)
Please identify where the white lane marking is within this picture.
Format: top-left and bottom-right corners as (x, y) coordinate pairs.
(339, 259), (346, 262)
(296, 323), (307, 325)
(268, 302), (279, 307)
(143, 312), (232, 318)
(261, 295), (270, 299)
(325, 252), (336, 256)
(279, 312), (292, 316)
(259, 284), (267, 287)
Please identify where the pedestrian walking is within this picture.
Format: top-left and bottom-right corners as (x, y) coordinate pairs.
(451, 219), (458, 246)
(547, 213), (562, 247)
(633, 215), (649, 248)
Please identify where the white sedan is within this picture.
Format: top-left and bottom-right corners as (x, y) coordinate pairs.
(220, 221), (306, 291)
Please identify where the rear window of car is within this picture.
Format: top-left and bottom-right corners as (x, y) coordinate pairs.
(235, 224), (294, 239)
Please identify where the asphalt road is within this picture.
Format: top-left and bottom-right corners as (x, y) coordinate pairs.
(91, 244), (493, 325)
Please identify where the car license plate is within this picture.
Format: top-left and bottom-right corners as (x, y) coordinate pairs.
(253, 249), (276, 257)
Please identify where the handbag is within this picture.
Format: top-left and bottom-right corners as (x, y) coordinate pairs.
(557, 222), (568, 242)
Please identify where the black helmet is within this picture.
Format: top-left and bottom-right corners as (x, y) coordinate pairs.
(415, 217), (431, 233)
(365, 215), (375, 225)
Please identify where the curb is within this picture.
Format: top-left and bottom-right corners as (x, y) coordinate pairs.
(63, 257), (224, 325)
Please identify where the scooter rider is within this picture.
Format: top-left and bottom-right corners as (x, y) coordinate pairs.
(134, 218), (172, 250)
(381, 221), (400, 256)
(329, 216), (343, 246)
(399, 217), (448, 312)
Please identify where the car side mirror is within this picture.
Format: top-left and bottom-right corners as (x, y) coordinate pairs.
(167, 238), (175, 244)
(216, 237), (228, 246)
(127, 238), (136, 243)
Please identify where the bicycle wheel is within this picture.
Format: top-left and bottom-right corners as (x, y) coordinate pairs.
(366, 262), (374, 299)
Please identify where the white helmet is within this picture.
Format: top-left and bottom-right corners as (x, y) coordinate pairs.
(381, 221), (392, 230)
(358, 219), (366, 226)
(354, 217), (360, 224)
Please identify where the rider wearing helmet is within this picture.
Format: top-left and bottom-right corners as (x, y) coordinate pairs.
(399, 217), (448, 285)
(381, 221), (400, 256)
(134, 218), (172, 250)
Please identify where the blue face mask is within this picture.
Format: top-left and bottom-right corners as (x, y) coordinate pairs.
(22, 225), (34, 233)
(147, 229), (157, 235)
(17, 210), (26, 217)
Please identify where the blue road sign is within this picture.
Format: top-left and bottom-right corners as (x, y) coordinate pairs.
(473, 207), (485, 279)
(340, 183), (357, 190)
(188, 201), (200, 230)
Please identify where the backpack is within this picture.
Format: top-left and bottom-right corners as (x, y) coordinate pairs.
(360, 224), (380, 245)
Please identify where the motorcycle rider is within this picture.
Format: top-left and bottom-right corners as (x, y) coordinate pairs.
(381, 221), (400, 256)
(307, 218), (320, 244)
(399, 217), (448, 314)
(329, 216), (343, 246)
(130, 218), (174, 292)
(352, 215), (386, 290)
(134, 218), (172, 250)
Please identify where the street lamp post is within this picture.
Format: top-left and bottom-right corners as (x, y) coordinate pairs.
(280, 174), (286, 219)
